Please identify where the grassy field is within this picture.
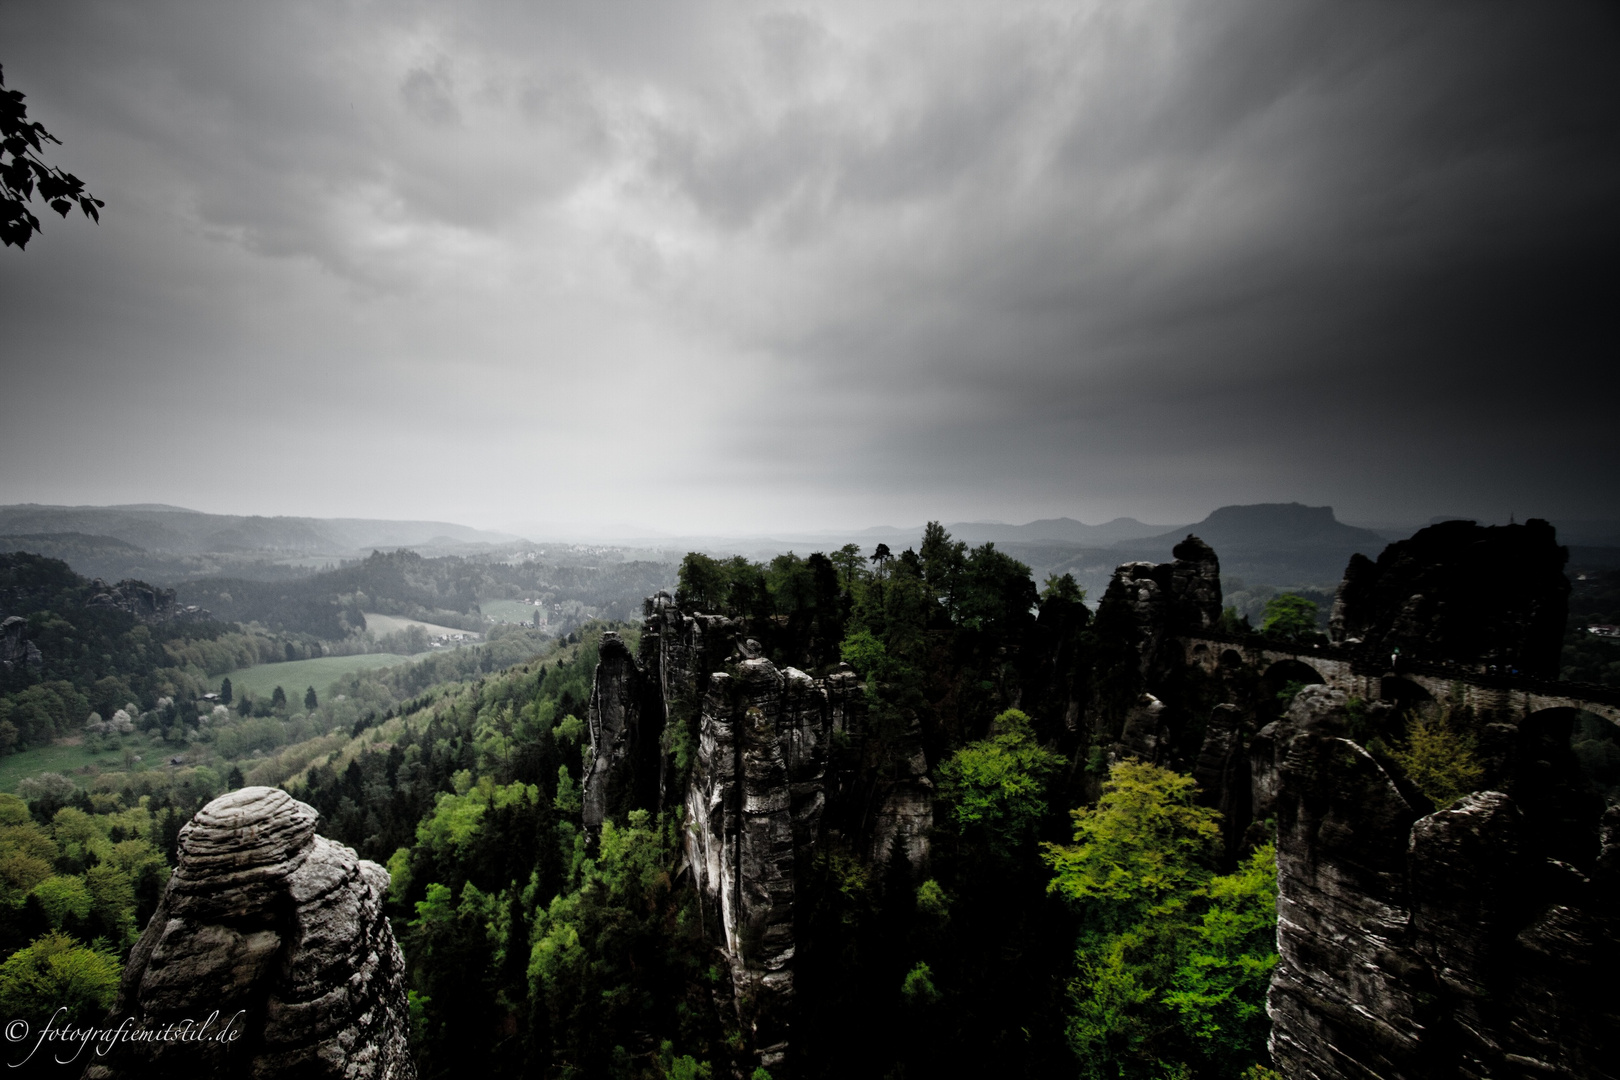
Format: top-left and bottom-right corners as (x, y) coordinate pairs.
(222, 653), (416, 702)
(480, 599), (546, 624)
(362, 612), (481, 639)
(0, 737), (141, 793)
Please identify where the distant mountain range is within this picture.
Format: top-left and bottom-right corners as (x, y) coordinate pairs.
(0, 504), (519, 554)
(2, 502), (1613, 597)
(0, 504), (523, 584)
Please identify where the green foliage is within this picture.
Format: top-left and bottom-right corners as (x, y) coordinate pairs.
(1389, 710), (1484, 808)
(0, 931), (119, 1025)
(1041, 573), (1085, 605)
(1260, 594), (1318, 642)
(937, 709), (1063, 857)
(30, 874), (91, 928)
(1274, 681), (1307, 710)
(1045, 761), (1277, 1079)
(1045, 761), (1222, 934)
(901, 961), (941, 1007)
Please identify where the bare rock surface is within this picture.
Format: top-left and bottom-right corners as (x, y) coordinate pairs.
(1265, 690), (1619, 1080)
(86, 787), (414, 1080)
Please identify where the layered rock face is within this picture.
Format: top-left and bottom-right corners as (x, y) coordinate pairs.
(582, 595), (741, 841)
(87, 787), (414, 1080)
(681, 653), (872, 1069)
(1258, 687), (1619, 1080)
(1329, 518), (1569, 677)
(587, 593), (884, 1071)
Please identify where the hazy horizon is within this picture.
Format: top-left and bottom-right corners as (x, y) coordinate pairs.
(3, 2), (1616, 536)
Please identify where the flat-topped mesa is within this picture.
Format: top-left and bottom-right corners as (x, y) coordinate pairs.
(86, 787), (414, 1080)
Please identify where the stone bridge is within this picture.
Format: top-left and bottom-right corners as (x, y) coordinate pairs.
(1179, 632), (1620, 726)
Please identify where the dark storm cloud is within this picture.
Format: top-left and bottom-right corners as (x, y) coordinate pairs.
(0, 0), (1615, 532)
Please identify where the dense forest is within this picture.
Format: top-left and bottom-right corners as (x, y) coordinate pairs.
(21, 520), (1600, 1076)
(266, 526), (1283, 1078)
(176, 548), (677, 638)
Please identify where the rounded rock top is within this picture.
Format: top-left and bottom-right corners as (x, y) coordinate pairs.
(173, 786), (320, 891)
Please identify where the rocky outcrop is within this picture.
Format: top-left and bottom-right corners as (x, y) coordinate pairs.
(582, 631), (654, 840)
(1099, 535), (1223, 676)
(1329, 518), (1569, 677)
(1262, 687), (1619, 1080)
(86, 787), (414, 1080)
(1192, 703), (1249, 854)
(84, 577), (213, 624)
(585, 593), (889, 1071)
(1, 614), (43, 673)
(684, 654), (871, 1072)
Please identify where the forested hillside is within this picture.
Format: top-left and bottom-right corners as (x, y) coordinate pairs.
(260, 526), (1282, 1078)
(176, 548), (675, 638)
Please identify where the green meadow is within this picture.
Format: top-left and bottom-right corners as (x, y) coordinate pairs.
(219, 653), (416, 702)
(479, 598), (545, 623)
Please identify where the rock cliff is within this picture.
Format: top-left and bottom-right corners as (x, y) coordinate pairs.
(1258, 687), (1618, 1080)
(1098, 534), (1223, 678)
(86, 787), (415, 1080)
(585, 592), (886, 1071)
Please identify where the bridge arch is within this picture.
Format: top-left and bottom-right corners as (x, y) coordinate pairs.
(1262, 658), (1326, 696)
(1380, 676), (1435, 714)
(1218, 648), (1244, 673)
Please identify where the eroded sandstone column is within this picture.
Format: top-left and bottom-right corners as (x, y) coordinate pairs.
(86, 787), (414, 1080)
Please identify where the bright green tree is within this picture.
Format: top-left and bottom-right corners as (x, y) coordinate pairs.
(1390, 709), (1484, 808)
(937, 709), (1064, 858)
(0, 931), (120, 1025)
(1260, 595), (1318, 642)
(1044, 761), (1278, 1078)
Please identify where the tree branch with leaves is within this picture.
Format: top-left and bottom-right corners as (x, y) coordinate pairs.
(1, 63), (103, 249)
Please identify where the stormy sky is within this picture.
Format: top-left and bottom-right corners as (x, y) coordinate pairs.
(1, 1), (1616, 538)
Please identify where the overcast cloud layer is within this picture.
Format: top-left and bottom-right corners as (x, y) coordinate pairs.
(1, 1), (1616, 537)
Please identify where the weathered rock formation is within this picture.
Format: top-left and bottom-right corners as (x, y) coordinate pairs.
(586, 593), (891, 1071)
(1, 614), (43, 673)
(1099, 535), (1223, 677)
(86, 787), (414, 1080)
(1257, 686), (1619, 1080)
(84, 577), (212, 624)
(582, 595), (743, 841)
(1329, 518), (1569, 677)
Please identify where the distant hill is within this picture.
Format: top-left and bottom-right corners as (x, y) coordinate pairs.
(0, 505), (521, 564)
(1113, 503), (1391, 588)
(809, 516), (1177, 549)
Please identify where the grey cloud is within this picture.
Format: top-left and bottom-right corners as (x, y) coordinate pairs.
(402, 62), (460, 127)
(0, 0), (1615, 533)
